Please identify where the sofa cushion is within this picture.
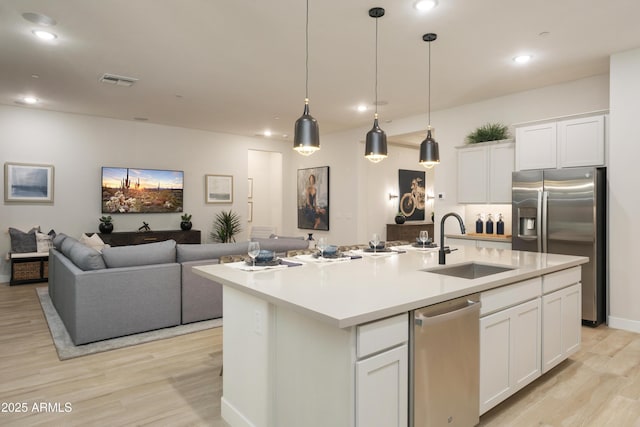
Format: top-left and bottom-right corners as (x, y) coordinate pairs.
(9, 227), (39, 253)
(79, 233), (109, 253)
(53, 233), (68, 250)
(68, 240), (107, 271)
(60, 235), (79, 257)
(102, 239), (177, 268)
(251, 237), (309, 254)
(176, 242), (249, 263)
(269, 234), (305, 240)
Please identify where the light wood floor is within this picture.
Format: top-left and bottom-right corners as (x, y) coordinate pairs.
(1, 282), (640, 426)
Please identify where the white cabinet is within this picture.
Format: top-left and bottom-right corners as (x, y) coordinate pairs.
(480, 298), (541, 414)
(457, 141), (514, 203)
(355, 314), (408, 427)
(515, 113), (606, 171)
(542, 267), (582, 373)
(356, 345), (408, 427)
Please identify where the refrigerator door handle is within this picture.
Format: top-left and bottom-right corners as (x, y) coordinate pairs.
(537, 190), (543, 253)
(542, 190), (549, 253)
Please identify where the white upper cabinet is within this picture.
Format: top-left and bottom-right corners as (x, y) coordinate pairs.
(515, 122), (557, 170)
(558, 115), (605, 168)
(457, 141), (514, 204)
(515, 113), (606, 171)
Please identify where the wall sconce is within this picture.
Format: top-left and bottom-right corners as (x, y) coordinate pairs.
(388, 193), (399, 200)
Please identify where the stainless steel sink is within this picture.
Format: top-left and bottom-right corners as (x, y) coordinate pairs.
(422, 262), (515, 279)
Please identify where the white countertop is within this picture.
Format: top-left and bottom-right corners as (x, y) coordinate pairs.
(193, 246), (587, 329)
(446, 233), (512, 242)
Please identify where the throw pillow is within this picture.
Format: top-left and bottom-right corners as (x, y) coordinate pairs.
(102, 239), (177, 268)
(79, 233), (108, 253)
(35, 232), (54, 253)
(9, 226), (40, 253)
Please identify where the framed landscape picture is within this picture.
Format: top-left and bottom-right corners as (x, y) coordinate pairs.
(206, 174), (233, 203)
(4, 162), (54, 203)
(297, 166), (329, 230)
(398, 169), (426, 221)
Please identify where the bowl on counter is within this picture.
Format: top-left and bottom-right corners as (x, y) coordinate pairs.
(255, 250), (276, 262)
(369, 241), (385, 250)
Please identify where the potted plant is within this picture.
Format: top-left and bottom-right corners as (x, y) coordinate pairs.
(99, 215), (113, 234)
(210, 210), (242, 243)
(180, 213), (193, 231)
(394, 211), (406, 224)
(465, 122), (510, 144)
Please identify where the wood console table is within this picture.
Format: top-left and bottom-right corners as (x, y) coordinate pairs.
(386, 223), (434, 242)
(94, 230), (201, 246)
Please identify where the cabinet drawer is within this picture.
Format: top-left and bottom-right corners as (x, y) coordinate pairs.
(543, 266), (581, 294)
(480, 278), (541, 316)
(357, 313), (408, 359)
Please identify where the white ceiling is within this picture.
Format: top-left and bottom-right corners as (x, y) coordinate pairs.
(1, 0), (639, 143)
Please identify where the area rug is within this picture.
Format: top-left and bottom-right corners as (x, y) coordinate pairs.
(36, 287), (222, 360)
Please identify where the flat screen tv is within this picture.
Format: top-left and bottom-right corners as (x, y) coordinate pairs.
(101, 167), (184, 213)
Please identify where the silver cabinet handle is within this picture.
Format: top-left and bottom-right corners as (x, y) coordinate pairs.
(415, 300), (481, 327)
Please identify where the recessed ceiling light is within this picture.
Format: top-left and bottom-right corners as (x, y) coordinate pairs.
(513, 55), (532, 64)
(23, 96), (39, 104)
(263, 130), (272, 137)
(415, 0), (438, 12)
(22, 12), (57, 26)
(32, 30), (57, 41)
(357, 104), (368, 112)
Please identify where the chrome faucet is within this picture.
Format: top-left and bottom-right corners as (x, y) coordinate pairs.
(439, 212), (466, 265)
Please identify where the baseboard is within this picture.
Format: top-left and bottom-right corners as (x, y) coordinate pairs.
(608, 316), (640, 333)
(221, 397), (257, 427)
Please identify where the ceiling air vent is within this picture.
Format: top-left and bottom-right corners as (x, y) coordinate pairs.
(99, 73), (138, 87)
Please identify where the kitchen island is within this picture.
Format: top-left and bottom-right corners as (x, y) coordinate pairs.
(194, 246), (588, 427)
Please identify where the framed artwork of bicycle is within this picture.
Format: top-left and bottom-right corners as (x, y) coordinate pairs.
(297, 166), (329, 230)
(398, 169), (425, 221)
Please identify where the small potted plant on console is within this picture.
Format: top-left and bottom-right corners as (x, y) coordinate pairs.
(99, 215), (113, 234)
(180, 213), (193, 231)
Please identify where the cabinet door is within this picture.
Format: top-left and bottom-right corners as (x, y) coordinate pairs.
(480, 298), (541, 414)
(558, 115), (605, 167)
(457, 145), (488, 203)
(542, 283), (582, 373)
(356, 344), (408, 427)
(516, 123), (557, 170)
(488, 143), (515, 203)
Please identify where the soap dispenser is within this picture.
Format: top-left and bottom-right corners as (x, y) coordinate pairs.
(497, 213), (505, 235)
(486, 213), (494, 234)
(475, 214), (483, 234)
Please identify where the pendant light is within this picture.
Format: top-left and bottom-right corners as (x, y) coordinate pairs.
(419, 33), (440, 168)
(293, 0), (320, 156)
(364, 7), (387, 163)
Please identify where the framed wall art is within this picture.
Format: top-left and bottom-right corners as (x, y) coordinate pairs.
(297, 166), (329, 230)
(248, 201), (253, 222)
(248, 178), (253, 199)
(398, 169), (426, 221)
(206, 174), (233, 203)
(4, 162), (54, 203)
(101, 167), (184, 213)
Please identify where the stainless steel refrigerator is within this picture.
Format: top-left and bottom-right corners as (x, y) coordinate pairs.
(512, 167), (606, 326)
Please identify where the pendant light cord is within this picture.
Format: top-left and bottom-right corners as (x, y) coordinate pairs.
(427, 40), (431, 126)
(305, 0), (309, 101)
(374, 17), (379, 116)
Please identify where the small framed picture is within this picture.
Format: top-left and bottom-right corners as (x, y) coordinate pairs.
(205, 174), (233, 204)
(248, 201), (253, 222)
(248, 178), (253, 199)
(4, 162), (55, 203)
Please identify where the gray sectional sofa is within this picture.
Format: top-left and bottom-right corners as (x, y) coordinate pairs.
(48, 234), (309, 345)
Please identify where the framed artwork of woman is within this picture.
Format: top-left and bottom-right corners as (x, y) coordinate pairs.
(297, 166), (329, 230)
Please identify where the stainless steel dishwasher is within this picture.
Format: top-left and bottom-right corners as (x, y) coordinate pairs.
(410, 294), (481, 427)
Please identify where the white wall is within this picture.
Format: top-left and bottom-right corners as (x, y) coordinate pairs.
(0, 105), (289, 280)
(608, 48), (640, 331)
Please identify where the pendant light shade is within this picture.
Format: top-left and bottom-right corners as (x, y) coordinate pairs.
(294, 0), (320, 156)
(419, 126), (440, 168)
(364, 7), (387, 163)
(294, 99), (320, 156)
(419, 33), (440, 168)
